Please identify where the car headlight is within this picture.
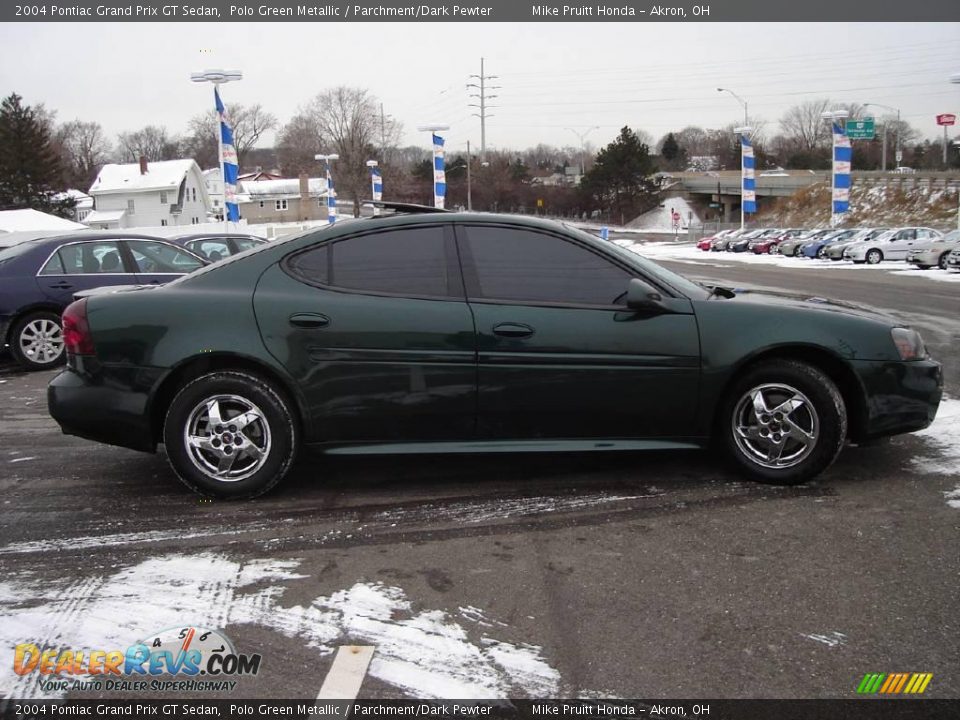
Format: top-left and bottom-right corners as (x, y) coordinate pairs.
(891, 327), (927, 361)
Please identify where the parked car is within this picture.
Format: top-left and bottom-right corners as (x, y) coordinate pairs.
(697, 229), (735, 251)
(823, 228), (889, 261)
(777, 229), (832, 257)
(905, 229), (960, 270)
(729, 229), (778, 253)
(843, 227), (943, 264)
(799, 229), (859, 259)
(946, 246), (960, 272)
(711, 228), (748, 251)
(47, 210), (942, 499)
(751, 228), (806, 255)
(0, 232), (206, 370)
(168, 233), (267, 263)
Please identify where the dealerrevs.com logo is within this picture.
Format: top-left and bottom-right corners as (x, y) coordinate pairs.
(14, 626), (261, 693)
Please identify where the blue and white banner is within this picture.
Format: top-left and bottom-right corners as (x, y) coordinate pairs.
(432, 133), (446, 209)
(325, 161), (336, 225)
(740, 133), (757, 215)
(832, 122), (851, 215)
(214, 88), (239, 222)
(371, 166), (383, 216)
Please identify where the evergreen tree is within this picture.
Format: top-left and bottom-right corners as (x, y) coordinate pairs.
(661, 132), (680, 161)
(0, 93), (74, 216)
(581, 126), (659, 223)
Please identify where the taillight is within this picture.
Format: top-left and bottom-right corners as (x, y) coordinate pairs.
(62, 299), (95, 355)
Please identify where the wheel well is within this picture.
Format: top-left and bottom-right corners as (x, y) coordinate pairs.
(149, 354), (305, 444)
(716, 346), (868, 441)
(4, 305), (63, 345)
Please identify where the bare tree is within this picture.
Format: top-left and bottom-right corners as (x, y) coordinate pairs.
(57, 120), (111, 189)
(295, 87), (400, 215)
(779, 98), (832, 152)
(183, 103), (278, 170)
(276, 112), (324, 176)
(116, 126), (179, 162)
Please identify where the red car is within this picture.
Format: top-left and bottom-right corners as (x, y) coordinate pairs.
(698, 229), (734, 251)
(751, 228), (805, 254)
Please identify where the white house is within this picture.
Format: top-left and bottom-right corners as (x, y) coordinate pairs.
(202, 168), (224, 218)
(85, 158), (212, 229)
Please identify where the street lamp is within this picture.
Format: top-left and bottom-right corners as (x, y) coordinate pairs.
(717, 87), (748, 126)
(190, 68), (242, 232)
(417, 124), (450, 209)
(863, 102), (901, 171)
(565, 126), (599, 178)
(733, 125), (753, 230)
(315, 154), (339, 224)
(822, 110), (850, 228)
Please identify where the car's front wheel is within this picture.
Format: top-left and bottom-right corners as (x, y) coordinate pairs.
(938, 253), (950, 270)
(865, 249), (883, 264)
(10, 311), (65, 371)
(722, 360), (847, 485)
(163, 371), (299, 498)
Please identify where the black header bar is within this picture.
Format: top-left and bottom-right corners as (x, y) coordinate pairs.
(3, 0), (959, 22)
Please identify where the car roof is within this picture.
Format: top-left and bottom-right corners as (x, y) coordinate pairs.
(16, 231), (173, 249)
(169, 233), (267, 241)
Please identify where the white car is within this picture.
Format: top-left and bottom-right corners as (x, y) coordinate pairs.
(843, 227), (943, 264)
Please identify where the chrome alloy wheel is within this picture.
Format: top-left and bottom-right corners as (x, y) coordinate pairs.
(183, 395), (272, 482)
(732, 383), (819, 469)
(19, 317), (64, 364)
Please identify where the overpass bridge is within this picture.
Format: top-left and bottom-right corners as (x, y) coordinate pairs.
(663, 170), (959, 224)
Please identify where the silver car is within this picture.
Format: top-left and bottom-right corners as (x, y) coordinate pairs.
(843, 227), (942, 264)
(905, 229), (960, 270)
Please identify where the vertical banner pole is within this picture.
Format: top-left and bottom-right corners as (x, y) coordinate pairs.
(432, 133), (446, 209)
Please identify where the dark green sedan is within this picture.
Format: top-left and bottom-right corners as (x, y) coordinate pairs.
(48, 210), (943, 498)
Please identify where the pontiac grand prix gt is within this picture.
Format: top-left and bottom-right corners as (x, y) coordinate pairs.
(47, 210), (942, 498)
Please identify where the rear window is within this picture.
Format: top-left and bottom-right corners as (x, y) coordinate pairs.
(0, 242), (35, 267)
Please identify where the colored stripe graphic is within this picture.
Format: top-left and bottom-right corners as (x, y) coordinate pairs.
(858, 673), (932, 694)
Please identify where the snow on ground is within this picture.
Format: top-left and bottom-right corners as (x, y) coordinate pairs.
(616, 240), (960, 282)
(912, 397), (960, 509)
(0, 553), (560, 699)
(626, 196), (701, 231)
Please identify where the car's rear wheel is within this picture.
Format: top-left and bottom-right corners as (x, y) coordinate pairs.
(866, 249), (883, 264)
(163, 371), (299, 498)
(10, 311), (65, 371)
(722, 360), (847, 485)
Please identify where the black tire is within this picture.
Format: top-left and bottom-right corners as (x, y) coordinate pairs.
(938, 253), (950, 271)
(816, 246), (826, 259)
(865, 248), (883, 265)
(9, 311), (65, 371)
(720, 360), (847, 485)
(163, 371), (299, 499)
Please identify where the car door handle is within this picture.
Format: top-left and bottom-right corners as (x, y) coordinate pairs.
(289, 313), (330, 328)
(49, 281), (73, 289)
(492, 322), (534, 338)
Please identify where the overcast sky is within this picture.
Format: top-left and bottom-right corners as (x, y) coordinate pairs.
(1, 22), (958, 155)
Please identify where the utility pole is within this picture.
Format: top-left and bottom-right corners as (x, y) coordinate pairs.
(468, 57), (499, 163)
(466, 140), (472, 211)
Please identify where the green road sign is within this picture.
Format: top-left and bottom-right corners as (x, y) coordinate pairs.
(846, 117), (875, 140)
(709, 203), (720, 208)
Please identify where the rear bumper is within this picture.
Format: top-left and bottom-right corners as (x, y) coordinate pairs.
(850, 358), (943, 440)
(48, 360), (159, 452)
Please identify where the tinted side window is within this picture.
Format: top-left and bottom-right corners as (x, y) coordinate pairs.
(234, 238), (262, 251)
(38, 251), (65, 275)
(289, 227), (450, 297)
(463, 226), (632, 306)
(189, 240), (230, 260)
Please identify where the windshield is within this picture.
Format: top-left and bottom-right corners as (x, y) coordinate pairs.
(871, 230), (896, 242)
(597, 238), (711, 300)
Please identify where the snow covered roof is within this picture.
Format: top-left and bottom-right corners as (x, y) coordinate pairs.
(83, 209), (127, 225)
(239, 178), (329, 199)
(90, 159), (199, 195)
(0, 209), (86, 233)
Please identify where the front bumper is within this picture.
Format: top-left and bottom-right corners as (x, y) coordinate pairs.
(851, 358), (943, 440)
(48, 360), (161, 452)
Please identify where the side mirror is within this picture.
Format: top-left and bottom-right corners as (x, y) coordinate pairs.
(626, 278), (669, 312)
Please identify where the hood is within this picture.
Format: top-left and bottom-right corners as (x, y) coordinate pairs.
(718, 287), (899, 325)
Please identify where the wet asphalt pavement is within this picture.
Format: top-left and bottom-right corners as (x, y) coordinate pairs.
(0, 257), (957, 702)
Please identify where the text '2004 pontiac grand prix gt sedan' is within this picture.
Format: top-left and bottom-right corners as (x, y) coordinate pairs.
(47, 210), (943, 498)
